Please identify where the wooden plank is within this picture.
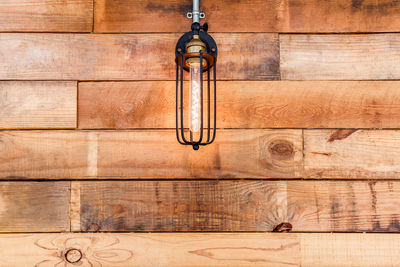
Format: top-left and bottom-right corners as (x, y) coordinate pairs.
(300, 233), (400, 267)
(76, 180), (400, 232)
(0, 130), (302, 179)
(287, 181), (400, 232)
(304, 130), (400, 179)
(280, 34), (400, 80)
(0, 182), (69, 232)
(94, 0), (400, 33)
(0, 233), (399, 266)
(0, 131), (89, 179)
(0, 33), (279, 80)
(0, 81), (77, 129)
(79, 81), (400, 129)
(96, 130), (302, 179)
(0, 0), (93, 32)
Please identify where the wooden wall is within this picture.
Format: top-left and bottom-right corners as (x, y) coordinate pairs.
(1, 0), (400, 266)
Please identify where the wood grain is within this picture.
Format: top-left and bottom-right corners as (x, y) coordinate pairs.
(96, 130), (302, 179)
(0, 33), (278, 80)
(94, 0), (400, 33)
(304, 130), (400, 179)
(0, 0), (93, 32)
(300, 233), (400, 267)
(0, 233), (399, 266)
(79, 81), (400, 129)
(0, 182), (69, 232)
(0, 81), (77, 129)
(280, 34), (400, 80)
(0, 130), (302, 179)
(0, 131), (89, 179)
(76, 180), (400, 232)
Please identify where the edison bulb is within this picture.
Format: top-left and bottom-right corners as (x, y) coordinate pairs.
(189, 63), (201, 133)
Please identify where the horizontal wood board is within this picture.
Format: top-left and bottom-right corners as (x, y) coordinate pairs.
(94, 0), (400, 33)
(280, 34), (400, 80)
(75, 180), (400, 232)
(0, 0), (93, 32)
(304, 129), (400, 179)
(0, 130), (302, 179)
(0, 233), (399, 266)
(0, 33), (278, 80)
(79, 81), (400, 129)
(0, 182), (70, 232)
(4, 129), (400, 179)
(0, 81), (77, 129)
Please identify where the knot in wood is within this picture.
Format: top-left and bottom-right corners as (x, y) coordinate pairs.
(86, 222), (100, 232)
(273, 222), (293, 232)
(268, 140), (294, 159)
(65, 248), (82, 263)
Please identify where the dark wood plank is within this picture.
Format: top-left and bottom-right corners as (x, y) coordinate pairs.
(76, 180), (400, 232)
(94, 0), (400, 33)
(0, 0), (93, 32)
(79, 81), (400, 129)
(0, 182), (70, 232)
(280, 34), (400, 80)
(0, 33), (278, 80)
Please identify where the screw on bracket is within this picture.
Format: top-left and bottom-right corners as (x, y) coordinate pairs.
(187, 12), (205, 19)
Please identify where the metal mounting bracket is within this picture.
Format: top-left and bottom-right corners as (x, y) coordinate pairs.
(187, 12), (205, 19)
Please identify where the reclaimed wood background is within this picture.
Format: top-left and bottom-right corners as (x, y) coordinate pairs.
(1, 0), (400, 266)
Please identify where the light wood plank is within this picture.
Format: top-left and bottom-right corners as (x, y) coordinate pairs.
(0, 131), (89, 179)
(0, 233), (399, 266)
(0, 130), (302, 179)
(76, 180), (400, 232)
(79, 81), (400, 129)
(0, 0), (93, 32)
(0, 33), (279, 80)
(0, 182), (69, 232)
(96, 130), (302, 179)
(0, 81), (77, 129)
(280, 34), (400, 80)
(304, 130), (400, 178)
(94, 0), (400, 33)
(300, 233), (400, 267)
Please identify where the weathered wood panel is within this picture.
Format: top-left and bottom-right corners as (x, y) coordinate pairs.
(0, 130), (302, 179)
(79, 81), (400, 129)
(0, 33), (278, 80)
(94, 0), (400, 33)
(0, 182), (70, 232)
(280, 34), (400, 80)
(287, 181), (400, 232)
(304, 130), (400, 179)
(76, 180), (400, 232)
(0, 81), (77, 129)
(1, 233), (399, 266)
(0, 0), (93, 32)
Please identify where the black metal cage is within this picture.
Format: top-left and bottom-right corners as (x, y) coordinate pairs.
(175, 23), (218, 150)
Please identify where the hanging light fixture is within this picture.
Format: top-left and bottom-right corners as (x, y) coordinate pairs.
(175, 0), (217, 150)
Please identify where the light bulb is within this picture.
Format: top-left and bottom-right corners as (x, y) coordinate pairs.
(189, 63), (201, 133)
